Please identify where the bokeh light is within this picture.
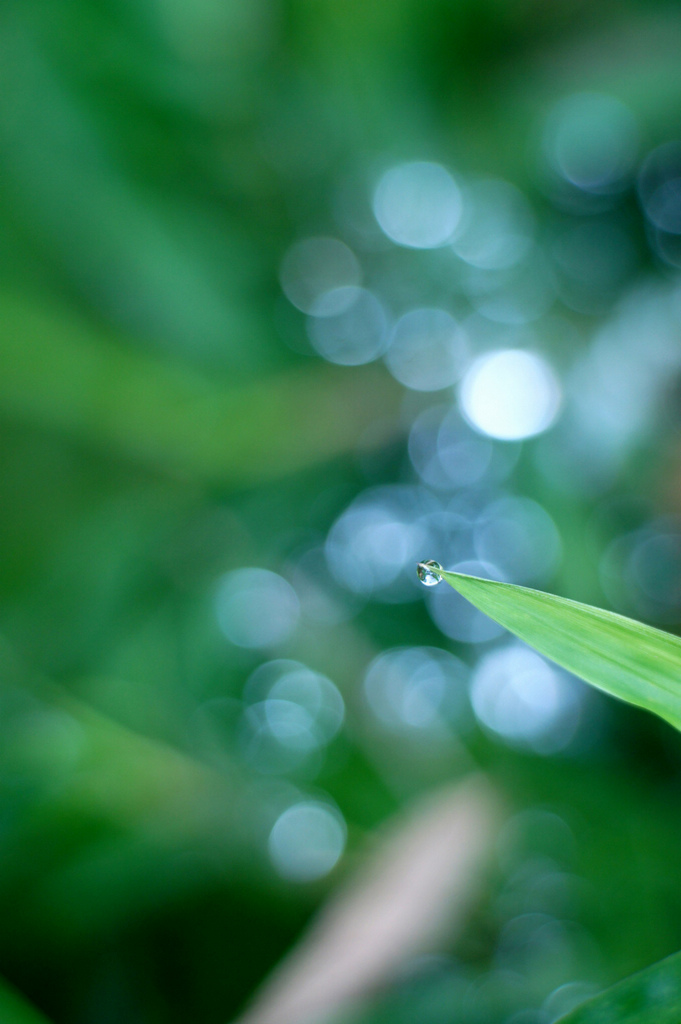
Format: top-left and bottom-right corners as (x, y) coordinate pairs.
(280, 237), (362, 315)
(600, 521), (681, 623)
(363, 646), (468, 731)
(237, 660), (345, 776)
(325, 486), (437, 601)
(453, 179), (534, 270)
(268, 801), (347, 882)
(245, 660), (345, 743)
(426, 560), (507, 643)
(215, 568), (300, 648)
(543, 92), (639, 193)
(4, 4), (681, 1021)
(306, 287), (388, 365)
(463, 253), (556, 325)
(459, 349), (561, 440)
(408, 406), (496, 491)
(639, 142), (681, 234)
(372, 162), (463, 249)
(385, 308), (469, 391)
(474, 496), (562, 585)
(470, 643), (582, 753)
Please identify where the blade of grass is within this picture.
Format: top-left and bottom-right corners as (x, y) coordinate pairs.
(235, 776), (501, 1024)
(437, 569), (681, 731)
(556, 949), (681, 1023)
(0, 978), (52, 1024)
(0, 290), (401, 487)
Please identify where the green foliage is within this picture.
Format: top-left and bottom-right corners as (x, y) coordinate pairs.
(2, 0), (681, 1022)
(439, 570), (681, 731)
(0, 980), (52, 1024)
(0, 290), (401, 486)
(557, 950), (681, 1024)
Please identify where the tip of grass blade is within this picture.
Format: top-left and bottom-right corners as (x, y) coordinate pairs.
(430, 565), (681, 734)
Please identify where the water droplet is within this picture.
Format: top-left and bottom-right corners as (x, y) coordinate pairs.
(417, 560), (444, 586)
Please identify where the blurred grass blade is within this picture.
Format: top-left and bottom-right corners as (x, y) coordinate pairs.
(439, 570), (681, 730)
(0, 290), (401, 487)
(0, 978), (52, 1024)
(235, 777), (501, 1024)
(556, 949), (681, 1023)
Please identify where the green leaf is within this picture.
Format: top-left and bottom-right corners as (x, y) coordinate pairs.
(0, 978), (52, 1024)
(438, 570), (681, 730)
(0, 290), (401, 487)
(556, 950), (681, 1023)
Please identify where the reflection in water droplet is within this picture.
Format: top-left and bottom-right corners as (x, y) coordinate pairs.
(417, 560), (443, 585)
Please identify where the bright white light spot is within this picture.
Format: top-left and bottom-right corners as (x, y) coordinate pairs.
(364, 646), (468, 730)
(459, 349), (561, 441)
(470, 643), (580, 752)
(544, 93), (638, 192)
(216, 569), (300, 649)
(307, 287), (387, 365)
(373, 162), (463, 249)
(268, 801), (346, 881)
(385, 308), (469, 391)
(279, 237), (361, 315)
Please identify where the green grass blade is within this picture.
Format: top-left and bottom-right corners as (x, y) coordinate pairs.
(0, 290), (401, 488)
(556, 950), (681, 1023)
(438, 570), (681, 730)
(0, 978), (52, 1023)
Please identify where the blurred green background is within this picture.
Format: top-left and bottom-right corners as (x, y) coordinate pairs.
(4, 1), (681, 1022)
